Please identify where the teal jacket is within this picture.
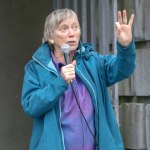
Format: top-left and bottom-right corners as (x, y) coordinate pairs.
(21, 41), (136, 150)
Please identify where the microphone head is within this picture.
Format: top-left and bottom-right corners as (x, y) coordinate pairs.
(61, 44), (70, 53)
(61, 44), (71, 64)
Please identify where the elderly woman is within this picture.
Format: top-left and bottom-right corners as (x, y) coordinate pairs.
(21, 8), (135, 150)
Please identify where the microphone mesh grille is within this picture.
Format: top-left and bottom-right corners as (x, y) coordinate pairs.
(61, 44), (70, 53)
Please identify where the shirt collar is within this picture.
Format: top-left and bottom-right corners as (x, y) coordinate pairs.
(51, 50), (64, 72)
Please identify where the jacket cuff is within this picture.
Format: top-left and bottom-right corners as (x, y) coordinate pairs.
(117, 40), (135, 55)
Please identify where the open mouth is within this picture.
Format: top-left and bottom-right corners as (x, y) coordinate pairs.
(67, 41), (76, 44)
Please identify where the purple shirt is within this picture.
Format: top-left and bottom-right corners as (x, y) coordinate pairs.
(51, 51), (95, 150)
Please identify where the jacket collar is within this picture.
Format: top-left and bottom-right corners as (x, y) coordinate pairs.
(32, 41), (95, 71)
(74, 41), (95, 60)
(32, 42), (57, 73)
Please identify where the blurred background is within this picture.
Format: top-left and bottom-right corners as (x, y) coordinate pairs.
(0, 0), (149, 150)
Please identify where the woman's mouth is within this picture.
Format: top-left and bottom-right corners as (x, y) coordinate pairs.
(67, 41), (76, 45)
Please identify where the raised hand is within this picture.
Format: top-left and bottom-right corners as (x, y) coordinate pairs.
(115, 10), (134, 47)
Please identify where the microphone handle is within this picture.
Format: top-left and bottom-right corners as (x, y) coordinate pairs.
(64, 52), (71, 65)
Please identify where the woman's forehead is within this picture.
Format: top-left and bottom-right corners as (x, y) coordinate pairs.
(58, 18), (79, 26)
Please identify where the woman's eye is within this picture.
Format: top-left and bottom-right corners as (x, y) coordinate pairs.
(60, 26), (68, 32)
(72, 25), (78, 31)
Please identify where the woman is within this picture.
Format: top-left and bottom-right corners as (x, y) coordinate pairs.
(21, 8), (135, 150)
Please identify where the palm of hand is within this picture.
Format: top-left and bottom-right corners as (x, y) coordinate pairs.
(116, 10), (134, 47)
(117, 24), (132, 46)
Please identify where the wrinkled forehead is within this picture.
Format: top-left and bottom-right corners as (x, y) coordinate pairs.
(58, 17), (79, 27)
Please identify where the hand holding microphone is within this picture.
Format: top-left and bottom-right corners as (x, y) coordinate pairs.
(61, 44), (76, 84)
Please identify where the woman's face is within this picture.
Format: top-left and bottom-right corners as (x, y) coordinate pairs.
(50, 17), (81, 52)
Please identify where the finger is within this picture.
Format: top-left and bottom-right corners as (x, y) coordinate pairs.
(63, 64), (75, 73)
(115, 22), (121, 29)
(68, 70), (75, 75)
(61, 67), (67, 74)
(115, 22), (121, 36)
(123, 10), (127, 24)
(72, 60), (76, 66)
(65, 64), (74, 68)
(128, 14), (134, 27)
(67, 64), (75, 71)
(68, 67), (75, 71)
(118, 11), (123, 25)
(62, 67), (75, 74)
(62, 69), (74, 77)
(115, 22), (121, 32)
(69, 74), (76, 79)
(65, 74), (75, 81)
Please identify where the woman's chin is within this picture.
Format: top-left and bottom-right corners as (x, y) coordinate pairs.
(69, 45), (78, 51)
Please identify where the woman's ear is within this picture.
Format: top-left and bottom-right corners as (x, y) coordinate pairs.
(48, 39), (54, 44)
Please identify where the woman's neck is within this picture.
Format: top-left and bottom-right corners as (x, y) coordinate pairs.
(53, 50), (65, 64)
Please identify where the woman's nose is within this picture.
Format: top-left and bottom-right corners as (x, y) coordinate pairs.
(68, 28), (75, 36)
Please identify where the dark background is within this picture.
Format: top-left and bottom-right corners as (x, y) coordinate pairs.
(0, 0), (53, 149)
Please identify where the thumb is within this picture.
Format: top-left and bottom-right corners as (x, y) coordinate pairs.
(72, 60), (76, 66)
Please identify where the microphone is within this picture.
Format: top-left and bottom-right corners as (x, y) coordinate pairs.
(61, 44), (71, 65)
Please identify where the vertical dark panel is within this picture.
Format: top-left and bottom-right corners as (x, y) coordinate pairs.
(64, 0), (69, 8)
(90, 0), (96, 48)
(145, 0), (150, 40)
(121, 103), (146, 149)
(52, 0), (57, 9)
(81, 0), (87, 43)
(146, 104), (150, 150)
(112, 0), (119, 124)
(99, 0), (110, 54)
(72, 0), (78, 16)
(133, 0), (145, 41)
(58, 0), (63, 8)
(53, 0), (62, 9)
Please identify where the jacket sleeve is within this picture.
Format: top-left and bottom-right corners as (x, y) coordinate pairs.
(21, 62), (68, 118)
(103, 40), (136, 87)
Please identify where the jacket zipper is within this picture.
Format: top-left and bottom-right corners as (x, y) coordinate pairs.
(76, 66), (98, 109)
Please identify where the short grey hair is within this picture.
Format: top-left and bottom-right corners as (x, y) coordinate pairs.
(42, 8), (80, 43)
